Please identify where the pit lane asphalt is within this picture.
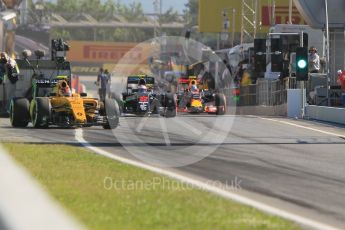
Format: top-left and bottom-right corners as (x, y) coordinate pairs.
(1, 115), (345, 229)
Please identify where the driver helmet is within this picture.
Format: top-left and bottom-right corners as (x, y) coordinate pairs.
(138, 78), (147, 93)
(190, 80), (198, 92)
(138, 78), (146, 86)
(60, 80), (72, 96)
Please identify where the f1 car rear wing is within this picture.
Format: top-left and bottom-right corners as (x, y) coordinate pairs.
(127, 76), (155, 85)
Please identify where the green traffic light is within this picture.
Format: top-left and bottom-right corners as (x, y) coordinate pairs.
(296, 47), (308, 81)
(297, 59), (307, 69)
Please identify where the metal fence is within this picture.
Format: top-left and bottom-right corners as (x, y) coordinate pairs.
(219, 75), (343, 108)
(235, 77), (298, 107)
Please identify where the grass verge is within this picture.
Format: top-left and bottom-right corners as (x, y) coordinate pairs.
(3, 143), (300, 230)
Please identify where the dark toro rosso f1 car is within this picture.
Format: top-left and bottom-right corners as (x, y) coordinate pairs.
(121, 75), (176, 117)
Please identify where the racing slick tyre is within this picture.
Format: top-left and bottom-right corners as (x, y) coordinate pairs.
(31, 97), (51, 128)
(164, 93), (177, 118)
(215, 93), (226, 115)
(9, 98), (30, 127)
(110, 92), (123, 114)
(102, 98), (120, 129)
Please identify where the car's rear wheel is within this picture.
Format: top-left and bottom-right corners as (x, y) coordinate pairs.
(164, 93), (177, 118)
(102, 98), (120, 129)
(31, 97), (50, 128)
(215, 93), (226, 115)
(10, 98), (30, 127)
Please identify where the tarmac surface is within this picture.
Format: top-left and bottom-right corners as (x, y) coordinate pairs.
(1, 75), (345, 229)
(1, 114), (345, 229)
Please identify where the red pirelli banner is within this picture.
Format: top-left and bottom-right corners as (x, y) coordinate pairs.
(67, 41), (153, 64)
(199, 0), (306, 33)
(261, 6), (306, 26)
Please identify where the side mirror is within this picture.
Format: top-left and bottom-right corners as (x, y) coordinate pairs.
(80, 92), (87, 97)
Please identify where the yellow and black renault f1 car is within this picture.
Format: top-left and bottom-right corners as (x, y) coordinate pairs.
(10, 77), (119, 129)
(9, 39), (119, 129)
(121, 75), (176, 117)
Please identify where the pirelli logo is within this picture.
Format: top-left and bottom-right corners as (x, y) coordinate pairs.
(67, 41), (151, 63)
(262, 6), (306, 26)
(83, 45), (143, 62)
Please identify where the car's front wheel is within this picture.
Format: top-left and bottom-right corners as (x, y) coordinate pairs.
(102, 98), (120, 129)
(215, 93), (226, 115)
(164, 93), (177, 118)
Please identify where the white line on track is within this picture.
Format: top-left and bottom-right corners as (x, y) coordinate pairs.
(75, 128), (341, 230)
(136, 116), (149, 133)
(158, 117), (171, 146)
(255, 116), (345, 138)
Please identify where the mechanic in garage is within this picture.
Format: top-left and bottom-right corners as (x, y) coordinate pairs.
(97, 68), (110, 101)
(104, 69), (112, 98)
(308, 46), (320, 73)
(0, 52), (19, 84)
(0, 54), (4, 84)
(0, 51), (20, 111)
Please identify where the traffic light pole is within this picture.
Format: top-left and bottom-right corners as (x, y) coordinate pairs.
(300, 32), (306, 118)
(324, 0), (330, 106)
(301, 81), (306, 118)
